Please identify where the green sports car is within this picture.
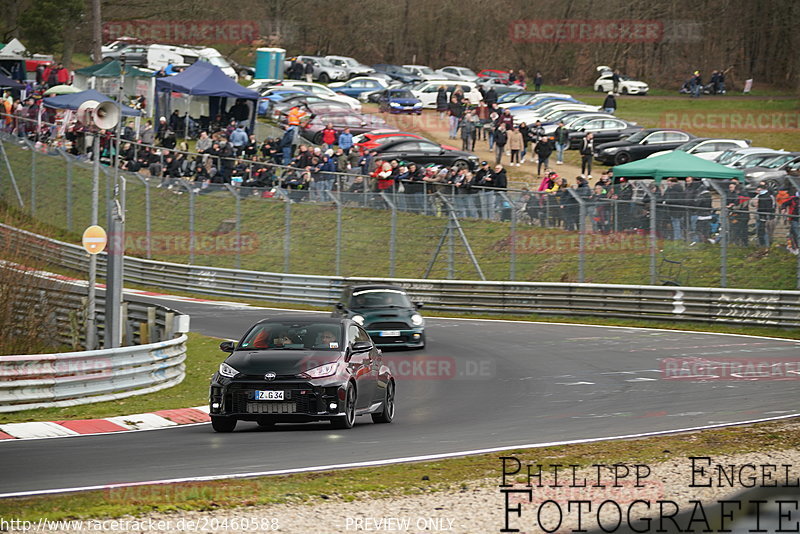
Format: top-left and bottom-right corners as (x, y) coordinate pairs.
(332, 284), (426, 349)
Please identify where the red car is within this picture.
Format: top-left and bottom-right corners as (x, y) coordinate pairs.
(354, 131), (458, 154)
(477, 69), (510, 84)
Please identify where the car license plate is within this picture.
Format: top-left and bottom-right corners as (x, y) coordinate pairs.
(255, 390), (284, 401)
(380, 330), (401, 337)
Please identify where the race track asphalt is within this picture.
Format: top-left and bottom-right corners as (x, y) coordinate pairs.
(2, 298), (798, 495)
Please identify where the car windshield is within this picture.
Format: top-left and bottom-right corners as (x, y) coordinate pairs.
(761, 154), (796, 168)
(389, 90), (414, 98)
(350, 289), (412, 308)
(371, 135), (414, 146)
(716, 149), (744, 165)
(240, 322), (342, 350)
(625, 130), (648, 143)
(342, 58), (358, 67)
(392, 65), (413, 74)
(676, 139), (706, 151)
(460, 68), (477, 77)
(315, 57), (334, 67)
(737, 153), (776, 167)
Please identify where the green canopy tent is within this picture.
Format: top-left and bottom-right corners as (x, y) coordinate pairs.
(74, 60), (152, 78)
(612, 150), (744, 183)
(73, 60), (154, 117)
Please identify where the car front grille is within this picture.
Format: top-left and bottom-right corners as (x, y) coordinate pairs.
(367, 321), (410, 330)
(226, 382), (319, 415)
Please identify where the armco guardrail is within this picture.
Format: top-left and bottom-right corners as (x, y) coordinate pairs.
(0, 263), (190, 412)
(0, 334), (188, 413)
(1, 223), (799, 327)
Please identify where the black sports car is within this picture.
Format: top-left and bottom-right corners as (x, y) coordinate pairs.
(594, 128), (695, 165)
(332, 284), (425, 348)
(373, 139), (479, 170)
(209, 316), (395, 432)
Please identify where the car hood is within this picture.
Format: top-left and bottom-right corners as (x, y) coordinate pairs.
(596, 139), (638, 150)
(226, 350), (342, 376)
(353, 308), (418, 325)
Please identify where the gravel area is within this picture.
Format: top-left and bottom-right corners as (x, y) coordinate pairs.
(12, 425), (800, 534)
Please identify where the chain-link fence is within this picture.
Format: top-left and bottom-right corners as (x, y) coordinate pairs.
(1, 121), (798, 289)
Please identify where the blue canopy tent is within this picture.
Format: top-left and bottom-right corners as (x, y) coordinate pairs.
(43, 89), (142, 117)
(154, 61), (258, 135)
(0, 73), (24, 89)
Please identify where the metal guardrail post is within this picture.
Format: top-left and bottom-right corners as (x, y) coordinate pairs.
(284, 199), (291, 274)
(705, 179), (728, 288)
(224, 184), (242, 270)
(567, 188), (587, 284)
(380, 192), (398, 277)
(132, 174), (152, 258)
(499, 192), (517, 281)
(174, 181), (196, 264)
(327, 190), (343, 276)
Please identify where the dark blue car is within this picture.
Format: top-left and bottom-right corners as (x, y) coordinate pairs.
(378, 89), (423, 115)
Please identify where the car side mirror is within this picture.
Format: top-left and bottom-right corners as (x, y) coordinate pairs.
(415, 302), (425, 309)
(641, 140), (648, 145)
(351, 341), (373, 353)
(220, 341), (235, 353)
(336, 302), (345, 310)
(439, 149), (445, 155)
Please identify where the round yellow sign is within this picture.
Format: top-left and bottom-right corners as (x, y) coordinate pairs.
(82, 225), (107, 255)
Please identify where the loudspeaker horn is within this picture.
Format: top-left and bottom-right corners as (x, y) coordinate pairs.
(75, 100), (120, 130)
(76, 100), (99, 125)
(92, 101), (120, 130)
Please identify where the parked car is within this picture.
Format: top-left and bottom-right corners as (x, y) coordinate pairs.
(512, 103), (600, 125)
(332, 284), (426, 349)
(477, 69), (510, 84)
(372, 138), (479, 170)
(209, 316), (395, 432)
(647, 138), (751, 160)
(274, 81), (361, 111)
(541, 111), (616, 134)
(594, 129), (696, 165)
(715, 147), (781, 167)
(325, 55), (375, 79)
(271, 94), (353, 120)
(300, 113), (389, 145)
(744, 152), (800, 190)
(101, 44), (150, 66)
(371, 64), (422, 84)
(567, 118), (643, 149)
(724, 149), (788, 169)
(498, 92), (572, 109)
(328, 76), (389, 99)
(594, 66), (649, 95)
(435, 66), (479, 83)
(291, 55), (348, 83)
(410, 81), (483, 108)
(257, 88), (307, 116)
(353, 131), (459, 154)
(377, 88), (424, 114)
(402, 65), (458, 81)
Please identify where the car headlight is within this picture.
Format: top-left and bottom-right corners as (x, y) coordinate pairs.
(602, 147), (619, 154)
(302, 362), (338, 379)
(390, 102), (401, 107)
(413, 102), (422, 107)
(411, 313), (424, 326)
(218, 362), (239, 378)
(352, 315), (365, 325)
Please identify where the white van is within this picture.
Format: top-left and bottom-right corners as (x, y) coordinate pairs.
(146, 44), (199, 72)
(411, 80), (482, 108)
(194, 47), (237, 79)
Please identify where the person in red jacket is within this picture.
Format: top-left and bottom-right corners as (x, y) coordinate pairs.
(321, 123), (337, 150)
(56, 63), (70, 85)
